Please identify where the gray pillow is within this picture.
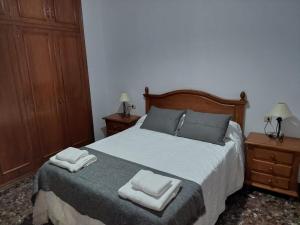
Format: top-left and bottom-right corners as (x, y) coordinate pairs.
(141, 106), (185, 135)
(177, 110), (232, 146)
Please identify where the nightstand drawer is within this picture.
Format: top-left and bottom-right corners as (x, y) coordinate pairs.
(106, 129), (119, 136)
(251, 171), (272, 185)
(251, 171), (290, 190)
(252, 148), (293, 165)
(272, 176), (290, 190)
(252, 159), (292, 178)
(106, 121), (128, 131)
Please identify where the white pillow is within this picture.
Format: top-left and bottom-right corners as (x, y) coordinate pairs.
(225, 121), (243, 142)
(135, 115), (147, 127)
(175, 114), (186, 136)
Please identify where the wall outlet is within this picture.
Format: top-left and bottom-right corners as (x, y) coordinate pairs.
(264, 116), (272, 123)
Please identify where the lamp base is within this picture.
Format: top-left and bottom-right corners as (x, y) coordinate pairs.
(122, 102), (126, 117)
(264, 117), (284, 142)
(267, 133), (284, 142)
(276, 117), (282, 139)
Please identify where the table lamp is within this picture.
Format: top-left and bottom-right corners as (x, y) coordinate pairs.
(268, 102), (293, 139)
(120, 92), (129, 117)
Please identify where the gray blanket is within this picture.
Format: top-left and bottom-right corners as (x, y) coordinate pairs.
(33, 148), (205, 225)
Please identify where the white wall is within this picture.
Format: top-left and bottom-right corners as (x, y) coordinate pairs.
(81, 0), (119, 139)
(82, 0), (300, 138)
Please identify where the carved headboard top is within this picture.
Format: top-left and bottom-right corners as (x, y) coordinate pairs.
(143, 87), (247, 130)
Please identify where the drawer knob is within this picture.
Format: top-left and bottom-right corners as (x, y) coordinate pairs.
(269, 167), (273, 172)
(271, 155), (276, 162)
(268, 179), (272, 183)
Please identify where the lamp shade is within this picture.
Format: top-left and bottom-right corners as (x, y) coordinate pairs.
(119, 92), (129, 102)
(269, 102), (293, 119)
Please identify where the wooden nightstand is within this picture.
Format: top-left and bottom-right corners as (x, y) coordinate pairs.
(245, 132), (300, 197)
(103, 113), (140, 136)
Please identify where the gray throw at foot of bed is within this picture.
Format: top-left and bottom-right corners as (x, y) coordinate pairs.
(33, 148), (205, 225)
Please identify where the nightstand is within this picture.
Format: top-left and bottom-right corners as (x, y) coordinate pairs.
(245, 132), (300, 198)
(103, 113), (140, 136)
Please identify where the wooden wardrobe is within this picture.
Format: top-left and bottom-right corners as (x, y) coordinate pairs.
(0, 0), (94, 185)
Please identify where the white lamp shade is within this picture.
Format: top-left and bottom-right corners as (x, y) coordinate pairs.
(269, 102), (293, 119)
(119, 92), (129, 102)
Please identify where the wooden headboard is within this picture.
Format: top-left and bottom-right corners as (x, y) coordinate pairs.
(143, 87), (247, 130)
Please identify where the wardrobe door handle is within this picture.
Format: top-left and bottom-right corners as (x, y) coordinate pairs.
(43, 0), (51, 18)
(271, 155), (277, 162)
(15, 28), (21, 39)
(268, 179), (272, 186)
(16, 33), (21, 39)
(58, 98), (65, 105)
(43, 6), (48, 18)
(46, 8), (51, 18)
(269, 166), (273, 173)
(50, 8), (55, 19)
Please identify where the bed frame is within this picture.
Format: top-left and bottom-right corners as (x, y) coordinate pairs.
(144, 87), (247, 130)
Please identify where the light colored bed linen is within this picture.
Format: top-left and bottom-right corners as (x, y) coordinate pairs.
(33, 119), (244, 225)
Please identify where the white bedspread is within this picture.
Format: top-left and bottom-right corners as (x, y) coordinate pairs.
(33, 121), (245, 225)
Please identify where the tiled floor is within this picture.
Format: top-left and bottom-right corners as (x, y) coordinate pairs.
(0, 176), (299, 225)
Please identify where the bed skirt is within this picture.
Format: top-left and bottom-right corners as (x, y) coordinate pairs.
(33, 185), (243, 225)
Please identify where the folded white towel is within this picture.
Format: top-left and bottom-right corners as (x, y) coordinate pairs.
(118, 177), (181, 211)
(131, 170), (172, 198)
(56, 147), (89, 164)
(50, 154), (97, 172)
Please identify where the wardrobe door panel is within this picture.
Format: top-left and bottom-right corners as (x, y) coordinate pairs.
(56, 32), (93, 146)
(20, 28), (65, 159)
(16, 0), (49, 22)
(51, 0), (78, 26)
(0, 25), (34, 181)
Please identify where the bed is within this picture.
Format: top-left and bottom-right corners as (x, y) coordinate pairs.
(33, 87), (248, 225)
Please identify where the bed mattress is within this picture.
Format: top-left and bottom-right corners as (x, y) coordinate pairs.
(33, 121), (245, 225)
